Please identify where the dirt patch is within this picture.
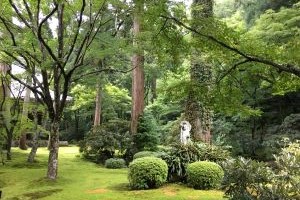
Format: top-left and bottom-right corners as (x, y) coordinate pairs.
(86, 188), (108, 194)
(162, 186), (177, 197)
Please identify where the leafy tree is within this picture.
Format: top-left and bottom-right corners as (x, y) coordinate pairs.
(0, 0), (120, 180)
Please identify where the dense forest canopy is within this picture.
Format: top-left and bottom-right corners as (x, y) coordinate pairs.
(0, 0), (299, 180)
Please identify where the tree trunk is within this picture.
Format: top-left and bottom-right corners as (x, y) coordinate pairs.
(47, 121), (60, 180)
(6, 133), (12, 160)
(19, 77), (32, 150)
(74, 110), (79, 139)
(185, 0), (213, 143)
(130, 0), (145, 134)
(27, 131), (40, 163)
(28, 108), (46, 163)
(0, 63), (12, 160)
(151, 76), (157, 104)
(93, 84), (102, 127)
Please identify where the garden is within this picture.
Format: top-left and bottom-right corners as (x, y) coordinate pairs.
(1, 0), (300, 199)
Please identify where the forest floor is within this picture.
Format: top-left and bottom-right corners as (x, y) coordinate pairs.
(0, 146), (225, 200)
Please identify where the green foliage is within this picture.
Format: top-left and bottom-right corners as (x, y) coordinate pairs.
(104, 158), (126, 169)
(161, 143), (201, 182)
(222, 157), (273, 200)
(0, 133), (5, 164)
(160, 143), (231, 182)
(70, 83), (131, 122)
(70, 85), (96, 111)
(80, 121), (131, 164)
(128, 157), (168, 190)
(133, 110), (160, 152)
(133, 151), (157, 160)
(259, 141), (300, 199)
(196, 143), (232, 164)
(103, 84), (131, 120)
(187, 161), (224, 190)
(222, 142), (300, 199)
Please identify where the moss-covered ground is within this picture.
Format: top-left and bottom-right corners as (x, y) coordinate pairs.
(0, 147), (225, 200)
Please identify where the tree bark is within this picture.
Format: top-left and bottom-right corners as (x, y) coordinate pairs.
(19, 77), (32, 150)
(0, 63), (12, 160)
(28, 108), (46, 163)
(93, 84), (102, 127)
(6, 133), (12, 160)
(185, 0), (213, 143)
(130, 0), (145, 134)
(151, 76), (157, 104)
(27, 131), (40, 163)
(47, 121), (60, 180)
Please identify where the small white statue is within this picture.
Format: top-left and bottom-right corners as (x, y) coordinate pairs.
(180, 121), (191, 145)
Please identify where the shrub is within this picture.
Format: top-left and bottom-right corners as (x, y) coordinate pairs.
(195, 142), (231, 164)
(160, 143), (230, 182)
(161, 143), (201, 182)
(259, 141), (300, 200)
(128, 157), (168, 189)
(222, 157), (273, 199)
(80, 122), (132, 164)
(187, 161), (224, 190)
(133, 111), (160, 152)
(133, 151), (157, 160)
(222, 142), (300, 200)
(105, 158), (126, 169)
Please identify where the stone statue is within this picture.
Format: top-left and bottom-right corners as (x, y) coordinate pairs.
(180, 121), (191, 145)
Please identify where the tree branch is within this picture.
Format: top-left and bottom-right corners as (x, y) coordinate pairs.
(72, 66), (136, 82)
(9, 0), (32, 29)
(7, 70), (44, 100)
(161, 15), (300, 77)
(23, 0), (34, 22)
(217, 59), (250, 83)
(66, 0), (107, 78)
(64, 0), (86, 65)
(37, 4), (59, 67)
(0, 16), (17, 46)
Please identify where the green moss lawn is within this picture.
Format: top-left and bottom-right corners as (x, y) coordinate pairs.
(0, 147), (225, 200)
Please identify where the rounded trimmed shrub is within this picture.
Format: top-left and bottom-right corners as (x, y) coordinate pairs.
(187, 161), (224, 190)
(105, 158), (126, 169)
(133, 151), (157, 160)
(128, 157), (168, 189)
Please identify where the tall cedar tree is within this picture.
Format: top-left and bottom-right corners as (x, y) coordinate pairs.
(131, 0), (145, 134)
